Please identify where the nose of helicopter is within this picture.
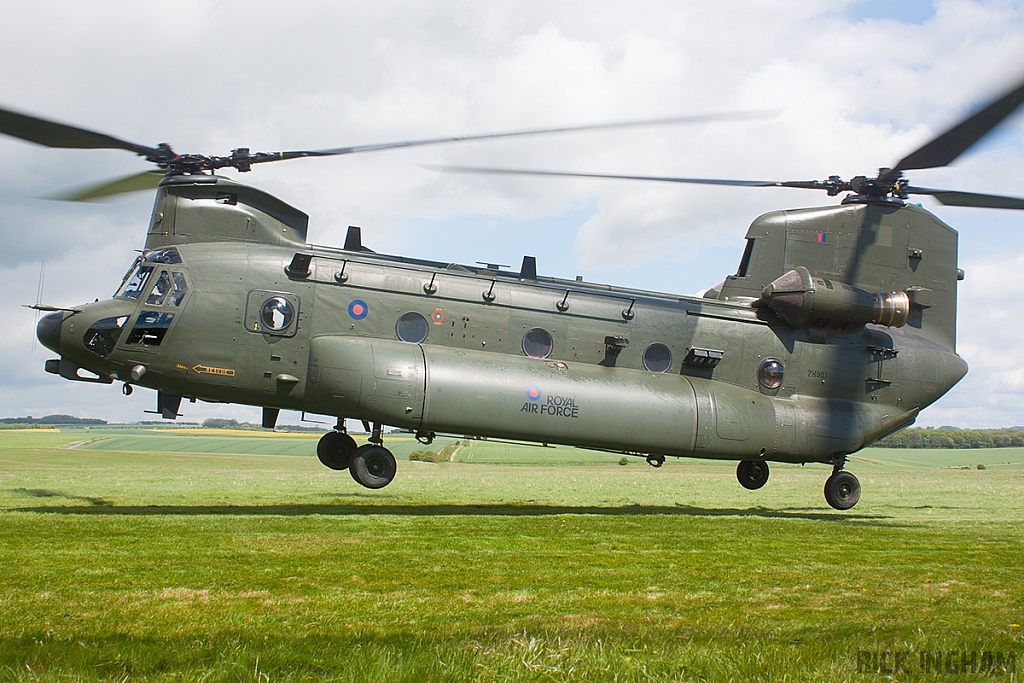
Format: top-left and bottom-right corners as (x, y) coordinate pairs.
(36, 311), (63, 354)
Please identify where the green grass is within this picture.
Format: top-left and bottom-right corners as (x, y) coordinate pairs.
(37, 428), (464, 460)
(1, 430), (1022, 681)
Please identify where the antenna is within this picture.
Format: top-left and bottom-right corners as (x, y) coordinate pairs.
(31, 261), (45, 353)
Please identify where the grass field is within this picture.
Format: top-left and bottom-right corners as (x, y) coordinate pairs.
(1, 429), (1022, 681)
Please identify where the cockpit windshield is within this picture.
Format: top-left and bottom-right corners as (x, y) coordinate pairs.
(115, 248), (184, 300)
(116, 263), (154, 300)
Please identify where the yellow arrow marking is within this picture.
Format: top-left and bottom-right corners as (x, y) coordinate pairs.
(192, 364), (236, 377)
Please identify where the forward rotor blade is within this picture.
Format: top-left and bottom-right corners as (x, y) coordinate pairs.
(279, 110), (777, 161)
(887, 75), (1024, 178)
(430, 165), (822, 189)
(46, 171), (166, 202)
(0, 105), (162, 157)
(430, 165), (778, 186)
(905, 185), (1024, 209)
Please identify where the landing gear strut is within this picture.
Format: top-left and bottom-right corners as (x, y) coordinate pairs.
(824, 457), (860, 510)
(318, 420), (398, 489)
(736, 459), (769, 490)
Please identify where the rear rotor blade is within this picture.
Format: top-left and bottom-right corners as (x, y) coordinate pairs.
(430, 165), (829, 190)
(46, 171), (166, 202)
(905, 185), (1024, 209)
(0, 106), (162, 157)
(887, 75), (1024, 178)
(431, 165), (778, 186)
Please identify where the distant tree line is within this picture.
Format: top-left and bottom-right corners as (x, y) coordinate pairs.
(0, 414), (106, 426)
(200, 418), (324, 432)
(877, 428), (1024, 449)
(202, 418), (245, 429)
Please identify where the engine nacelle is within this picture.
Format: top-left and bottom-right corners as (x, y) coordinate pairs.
(761, 266), (910, 330)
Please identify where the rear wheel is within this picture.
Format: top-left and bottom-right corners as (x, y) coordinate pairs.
(824, 471), (861, 510)
(350, 444), (397, 489)
(317, 431), (357, 470)
(646, 454), (665, 468)
(736, 459), (769, 490)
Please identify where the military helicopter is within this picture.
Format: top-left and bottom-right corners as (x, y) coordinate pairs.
(7, 75), (1024, 510)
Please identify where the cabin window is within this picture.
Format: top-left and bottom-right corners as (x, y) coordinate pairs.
(82, 316), (129, 358)
(757, 358), (784, 389)
(642, 343), (673, 373)
(116, 264), (154, 300)
(125, 311), (175, 347)
(260, 296), (295, 332)
(396, 312), (429, 343)
(522, 327), (553, 359)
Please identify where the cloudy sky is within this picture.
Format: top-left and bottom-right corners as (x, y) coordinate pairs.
(1, 0), (1022, 427)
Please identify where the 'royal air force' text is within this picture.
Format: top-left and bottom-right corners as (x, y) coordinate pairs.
(521, 395), (580, 418)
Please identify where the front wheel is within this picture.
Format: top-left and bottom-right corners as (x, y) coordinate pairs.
(350, 445), (397, 489)
(317, 431), (357, 470)
(824, 471), (861, 510)
(736, 459), (769, 490)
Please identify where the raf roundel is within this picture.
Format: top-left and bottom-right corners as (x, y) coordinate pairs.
(526, 386), (542, 402)
(348, 299), (369, 320)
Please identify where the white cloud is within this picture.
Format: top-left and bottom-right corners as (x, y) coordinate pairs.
(0, 0), (1022, 426)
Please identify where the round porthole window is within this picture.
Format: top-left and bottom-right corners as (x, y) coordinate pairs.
(642, 343), (673, 373)
(522, 327), (553, 359)
(260, 296), (295, 331)
(757, 358), (785, 390)
(396, 311), (429, 343)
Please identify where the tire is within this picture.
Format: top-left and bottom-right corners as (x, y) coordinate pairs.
(317, 431), (357, 471)
(824, 471), (861, 510)
(736, 459), (769, 490)
(349, 444), (397, 489)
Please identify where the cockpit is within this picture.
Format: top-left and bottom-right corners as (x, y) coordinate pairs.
(115, 247), (185, 300)
(83, 248), (190, 358)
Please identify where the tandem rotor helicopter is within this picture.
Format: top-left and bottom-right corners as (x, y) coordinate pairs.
(6, 75), (1024, 510)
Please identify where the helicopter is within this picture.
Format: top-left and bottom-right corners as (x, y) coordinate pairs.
(7, 75), (1024, 510)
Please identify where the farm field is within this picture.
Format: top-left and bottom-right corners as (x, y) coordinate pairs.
(0, 428), (1022, 681)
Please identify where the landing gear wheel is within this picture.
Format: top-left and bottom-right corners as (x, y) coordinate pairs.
(646, 454), (665, 468)
(349, 444), (397, 489)
(824, 471), (861, 510)
(317, 431), (357, 471)
(737, 459), (769, 490)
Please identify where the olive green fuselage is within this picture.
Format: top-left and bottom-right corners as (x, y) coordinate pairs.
(48, 177), (967, 465)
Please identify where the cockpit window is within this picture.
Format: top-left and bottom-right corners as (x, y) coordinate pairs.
(116, 264), (154, 300)
(169, 272), (188, 306)
(83, 316), (129, 358)
(145, 271), (189, 307)
(146, 271), (172, 306)
(144, 248), (183, 265)
(125, 311), (175, 347)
